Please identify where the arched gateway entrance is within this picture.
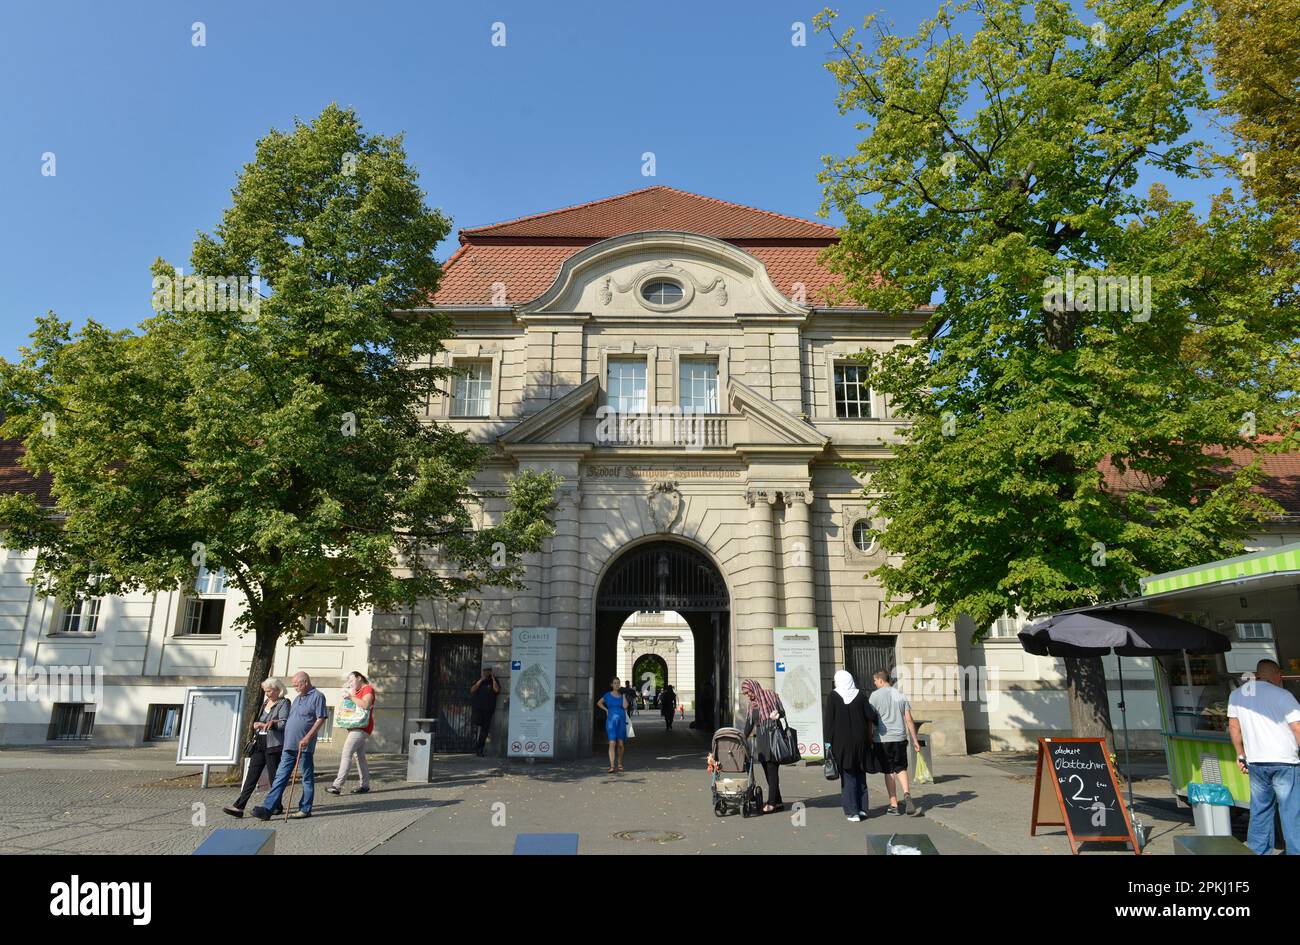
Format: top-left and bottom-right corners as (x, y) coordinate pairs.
(594, 541), (730, 742)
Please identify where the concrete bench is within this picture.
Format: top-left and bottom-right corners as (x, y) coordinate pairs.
(193, 828), (275, 855)
(867, 833), (940, 855)
(1173, 835), (1253, 855)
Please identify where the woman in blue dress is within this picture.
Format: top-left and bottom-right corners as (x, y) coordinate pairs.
(597, 675), (630, 772)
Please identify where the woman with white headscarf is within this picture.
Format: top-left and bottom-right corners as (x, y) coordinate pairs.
(824, 670), (878, 821)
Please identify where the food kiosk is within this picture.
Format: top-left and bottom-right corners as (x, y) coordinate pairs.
(1133, 541), (1300, 809)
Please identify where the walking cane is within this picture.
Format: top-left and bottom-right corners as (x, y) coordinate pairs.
(283, 752), (302, 821)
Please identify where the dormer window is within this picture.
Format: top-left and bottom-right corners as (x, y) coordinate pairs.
(641, 281), (683, 306)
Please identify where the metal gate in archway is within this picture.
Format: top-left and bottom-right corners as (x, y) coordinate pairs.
(596, 542), (728, 613)
(596, 541), (730, 731)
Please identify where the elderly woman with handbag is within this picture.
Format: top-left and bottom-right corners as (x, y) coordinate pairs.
(224, 678), (290, 818)
(327, 671), (375, 795)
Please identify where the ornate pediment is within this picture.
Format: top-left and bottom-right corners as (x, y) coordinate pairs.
(728, 379), (829, 448)
(498, 376), (598, 445)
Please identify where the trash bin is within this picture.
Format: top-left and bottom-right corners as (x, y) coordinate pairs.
(1187, 782), (1233, 837)
(407, 718), (437, 782)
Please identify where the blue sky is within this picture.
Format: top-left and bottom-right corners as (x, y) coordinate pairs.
(0, 0), (1230, 360)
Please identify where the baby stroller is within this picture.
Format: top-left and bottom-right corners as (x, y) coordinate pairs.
(708, 727), (762, 817)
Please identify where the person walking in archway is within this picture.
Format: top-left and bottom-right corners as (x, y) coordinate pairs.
(597, 676), (631, 772)
(825, 670), (877, 822)
(742, 678), (786, 813)
(660, 684), (677, 732)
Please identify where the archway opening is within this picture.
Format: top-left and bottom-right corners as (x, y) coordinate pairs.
(617, 613), (689, 725)
(593, 541), (730, 750)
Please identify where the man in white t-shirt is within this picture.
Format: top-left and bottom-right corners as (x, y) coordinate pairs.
(1227, 660), (1300, 855)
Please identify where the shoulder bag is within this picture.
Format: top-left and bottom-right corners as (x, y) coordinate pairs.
(335, 692), (371, 731)
(764, 716), (801, 765)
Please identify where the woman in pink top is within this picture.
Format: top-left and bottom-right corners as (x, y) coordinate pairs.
(328, 671), (375, 795)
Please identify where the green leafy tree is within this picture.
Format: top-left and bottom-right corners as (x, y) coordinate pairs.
(1207, 0), (1299, 285)
(816, 1), (1298, 742)
(0, 105), (557, 749)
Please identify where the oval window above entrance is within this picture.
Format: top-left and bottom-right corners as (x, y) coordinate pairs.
(641, 280), (683, 306)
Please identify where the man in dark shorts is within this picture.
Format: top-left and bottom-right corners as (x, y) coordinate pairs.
(469, 667), (500, 756)
(868, 670), (923, 816)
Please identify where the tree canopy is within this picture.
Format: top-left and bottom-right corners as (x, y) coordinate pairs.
(816, 0), (1298, 737)
(0, 105), (556, 730)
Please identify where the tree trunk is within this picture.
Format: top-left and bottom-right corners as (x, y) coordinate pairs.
(226, 623), (281, 780)
(1064, 655), (1115, 752)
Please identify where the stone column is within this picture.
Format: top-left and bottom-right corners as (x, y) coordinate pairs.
(739, 489), (778, 687)
(781, 489), (817, 628)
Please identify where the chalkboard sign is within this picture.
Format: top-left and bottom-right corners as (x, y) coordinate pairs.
(1030, 738), (1139, 854)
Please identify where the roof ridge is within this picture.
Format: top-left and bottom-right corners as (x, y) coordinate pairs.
(459, 185), (837, 241)
(461, 186), (668, 240)
(651, 185), (837, 234)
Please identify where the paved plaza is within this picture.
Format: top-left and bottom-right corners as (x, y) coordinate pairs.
(0, 723), (1230, 855)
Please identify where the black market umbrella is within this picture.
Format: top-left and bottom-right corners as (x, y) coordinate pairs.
(1018, 608), (1231, 659)
(1018, 607), (1231, 846)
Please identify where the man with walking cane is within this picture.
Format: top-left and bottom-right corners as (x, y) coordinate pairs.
(252, 672), (329, 821)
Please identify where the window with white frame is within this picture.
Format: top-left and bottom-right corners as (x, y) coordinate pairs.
(451, 359), (492, 418)
(180, 566), (227, 635)
(679, 359), (718, 413)
(834, 364), (872, 418)
(307, 603), (351, 636)
(194, 566), (227, 595)
(607, 358), (648, 413)
(181, 598), (225, 635)
(988, 612), (1034, 639)
(1235, 621), (1273, 641)
(58, 597), (101, 634)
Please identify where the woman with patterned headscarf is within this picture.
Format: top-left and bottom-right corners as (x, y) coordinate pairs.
(742, 678), (786, 813)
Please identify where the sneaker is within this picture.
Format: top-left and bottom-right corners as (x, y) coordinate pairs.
(904, 793), (920, 816)
(887, 805), (903, 816)
(858, 810), (869, 819)
(222, 805), (244, 819)
(846, 814), (862, 822)
(249, 807), (271, 821)
(325, 786), (341, 795)
(288, 810), (311, 819)
(352, 786), (370, 794)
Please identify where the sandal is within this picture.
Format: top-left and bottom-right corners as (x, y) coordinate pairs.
(607, 767), (616, 773)
(617, 765), (624, 771)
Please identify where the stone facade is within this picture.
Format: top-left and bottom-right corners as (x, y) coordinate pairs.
(365, 208), (968, 759)
(0, 191), (968, 756)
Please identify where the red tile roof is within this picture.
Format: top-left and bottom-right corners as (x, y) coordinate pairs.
(0, 439), (52, 505)
(1101, 442), (1300, 518)
(462, 186), (839, 241)
(431, 186), (856, 307)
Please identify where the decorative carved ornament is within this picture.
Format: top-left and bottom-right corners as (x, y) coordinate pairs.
(647, 479), (682, 532)
(601, 261), (728, 311)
